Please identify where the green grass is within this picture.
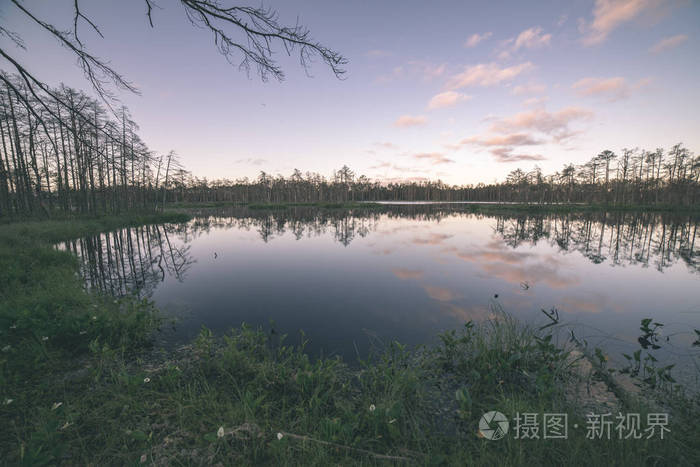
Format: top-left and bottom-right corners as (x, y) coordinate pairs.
(1, 213), (699, 465)
(0, 212), (190, 400)
(0, 212), (190, 359)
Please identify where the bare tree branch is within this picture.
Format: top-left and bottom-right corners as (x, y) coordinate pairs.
(0, 26), (26, 50)
(179, 0), (347, 81)
(0, 50), (138, 154)
(144, 0), (160, 27)
(3, 0), (346, 111)
(72, 0), (105, 46)
(10, 0), (138, 104)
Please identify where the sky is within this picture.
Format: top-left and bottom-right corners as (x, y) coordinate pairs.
(1, 0), (699, 185)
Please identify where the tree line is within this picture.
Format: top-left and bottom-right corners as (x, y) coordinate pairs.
(163, 146), (699, 206)
(1, 72), (698, 218)
(0, 74), (179, 217)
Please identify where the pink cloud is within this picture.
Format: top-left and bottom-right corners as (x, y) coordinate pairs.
(424, 285), (459, 302)
(394, 115), (427, 127)
(465, 32), (493, 47)
(392, 268), (424, 280)
(489, 148), (546, 163)
(412, 233), (453, 246)
(413, 152), (455, 164)
(462, 133), (543, 147)
(455, 106), (592, 163)
(445, 62), (534, 89)
(572, 77), (629, 100)
(561, 295), (605, 314)
(581, 0), (669, 46)
(427, 91), (472, 110)
(572, 76), (652, 101)
(489, 107), (593, 141)
(513, 26), (552, 51)
(448, 242), (579, 289)
(649, 34), (688, 53)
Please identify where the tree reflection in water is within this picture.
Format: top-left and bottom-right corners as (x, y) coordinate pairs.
(60, 223), (194, 298)
(60, 206), (699, 300)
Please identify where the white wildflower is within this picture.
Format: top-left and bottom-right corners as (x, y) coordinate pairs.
(143, 377), (151, 383)
(79, 331), (87, 335)
(51, 402), (62, 410)
(277, 432), (284, 440)
(2, 345), (10, 352)
(369, 404), (376, 412)
(217, 426), (225, 438)
(92, 316), (97, 321)
(41, 336), (48, 341)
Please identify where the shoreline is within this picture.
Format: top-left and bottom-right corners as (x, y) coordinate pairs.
(1, 213), (699, 464)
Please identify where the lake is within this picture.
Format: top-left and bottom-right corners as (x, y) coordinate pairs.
(60, 205), (700, 385)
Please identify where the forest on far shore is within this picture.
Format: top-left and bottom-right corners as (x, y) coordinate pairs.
(1, 76), (698, 218)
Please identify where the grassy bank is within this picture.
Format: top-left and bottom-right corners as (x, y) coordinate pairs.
(0, 212), (190, 352)
(1, 214), (699, 465)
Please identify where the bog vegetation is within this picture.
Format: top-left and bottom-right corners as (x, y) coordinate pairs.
(2, 212), (699, 464)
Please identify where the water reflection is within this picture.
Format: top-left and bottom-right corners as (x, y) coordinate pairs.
(493, 212), (698, 273)
(61, 223), (194, 298)
(61, 206), (699, 302)
(59, 205), (700, 382)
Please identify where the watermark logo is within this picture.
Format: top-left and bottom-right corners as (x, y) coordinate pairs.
(479, 411), (509, 440)
(478, 411), (669, 440)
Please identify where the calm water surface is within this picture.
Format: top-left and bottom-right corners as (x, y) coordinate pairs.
(61, 205), (700, 383)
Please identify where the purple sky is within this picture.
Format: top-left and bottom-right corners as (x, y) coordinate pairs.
(2, 0), (698, 185)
